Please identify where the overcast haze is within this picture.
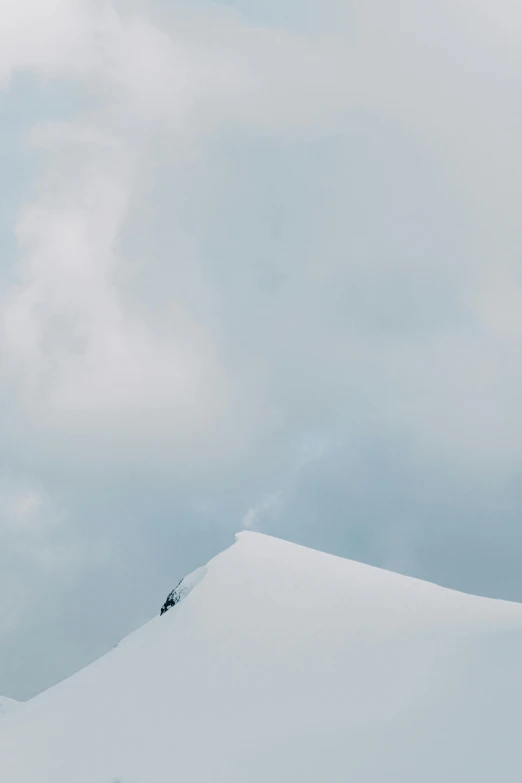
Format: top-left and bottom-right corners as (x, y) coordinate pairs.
(2, 0), (522, 700)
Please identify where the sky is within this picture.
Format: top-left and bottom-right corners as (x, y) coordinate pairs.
(1, 0), (522, 700)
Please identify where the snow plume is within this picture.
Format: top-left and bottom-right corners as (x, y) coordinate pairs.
(242, 493), (282, 530)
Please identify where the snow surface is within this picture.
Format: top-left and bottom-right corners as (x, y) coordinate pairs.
(0, 696), (18, 717)
(2, 531), (522, 782)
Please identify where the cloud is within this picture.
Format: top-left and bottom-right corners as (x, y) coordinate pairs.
(3, 126), (218, 422)
(0, 0), (352, 465)
(7, 0), (519, 475)
(0, 0), (95, 88)
(4, 1), (522, 469)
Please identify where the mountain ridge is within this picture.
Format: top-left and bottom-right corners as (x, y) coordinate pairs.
(1, 531), (521, 782)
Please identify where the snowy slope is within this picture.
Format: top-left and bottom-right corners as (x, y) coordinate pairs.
(0, 696), (18, 717)
(2, 531), (522, 782)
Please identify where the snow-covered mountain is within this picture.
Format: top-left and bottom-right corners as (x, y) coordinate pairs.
(2, 531), (522, 782)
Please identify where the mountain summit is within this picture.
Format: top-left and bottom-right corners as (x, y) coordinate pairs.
(1, 531), (522, 782)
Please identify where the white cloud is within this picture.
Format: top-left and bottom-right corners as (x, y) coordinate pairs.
(0, 0), (95, 87)
(5, 0), (522, 456)
(4, 0), (522, 478)
(0, 0), (353, 461)
(349, 1), (522, 316)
